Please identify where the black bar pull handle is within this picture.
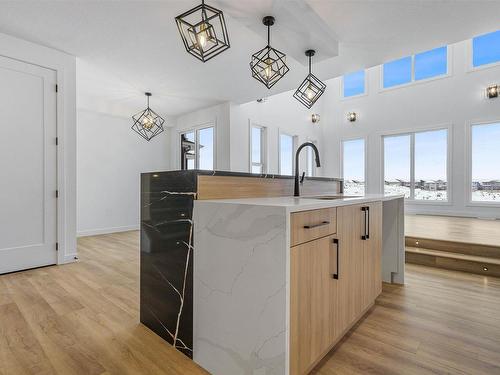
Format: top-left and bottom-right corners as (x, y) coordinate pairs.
(332, 238), (339, 279)
(303, 220), (330, 229)
(361, 206), (370, 240)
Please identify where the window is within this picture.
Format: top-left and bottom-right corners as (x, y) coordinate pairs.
(180, 126), (214, 170)
(414, 47), (448, 81)
(306, 140), (318, 177)
(384, 129), (448, 201)
(384, 135), (411, 198)
(471, 122), (500, 203)
(383, 56), (412, 88)
(342, 139), (365, 195)
(180, 131), (196, 170)
(198, 127), (214, 170)
(473, 30), (500, 68)
(279, 133), (295, 176)
(343, 70), (365, 97)
(250, 125), (266, 173)
(383, 46), (447, 88)
(414, 129), (447, 201)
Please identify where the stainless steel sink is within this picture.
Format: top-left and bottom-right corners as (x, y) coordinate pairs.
(302, 195), (361, 200)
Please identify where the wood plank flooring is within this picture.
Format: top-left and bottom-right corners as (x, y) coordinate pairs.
(405, 214), (500, 246)
(2, 231), (500, 374)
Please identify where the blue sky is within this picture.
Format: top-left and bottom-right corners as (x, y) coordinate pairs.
(251, 127), (261, 163)
(198, 127), (214, 170)
(280, 134), (293, 175)
(383, 56), (412, 88)
(383, 130), (448, 181)
(384, 135), (410, 181)
(344, 70), (365, 97)
(472, 123), (500, 181)
(383, 46), (447, 87)
(414, 46), (447, 80)
(343, 139), (365, 181)
(415, 129), (447, 181)
(473, 30), (500, 67)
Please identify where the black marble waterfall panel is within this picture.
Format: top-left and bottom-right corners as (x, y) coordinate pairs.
(140, 171), (197, 357)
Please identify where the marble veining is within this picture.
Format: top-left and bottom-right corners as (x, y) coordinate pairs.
(140, 170), (342, 363)
(193, 202), (288, 374)
(141, 171), (198, 357)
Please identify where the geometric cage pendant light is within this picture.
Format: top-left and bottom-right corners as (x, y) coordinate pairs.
(250, 16), (290, 89)
(175, 0), (230, 63)
(131, 93), (165, 141)
(293, 49), (326, 109)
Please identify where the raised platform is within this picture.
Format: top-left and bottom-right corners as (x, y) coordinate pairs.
(405, 215), (500, 277)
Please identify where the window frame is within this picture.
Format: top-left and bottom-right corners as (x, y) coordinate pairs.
(340, 69), (368, 100)
(278, 130), (297, 176)
(380, 124), (452, 204)
(379, 46), (451, 92)
(466, 119), (500, 207)
(340, 136), (368, 195)
(179, 122), (217, 170)
(248, 122), (267, 174)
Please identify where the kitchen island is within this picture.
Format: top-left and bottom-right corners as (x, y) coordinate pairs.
(193, 194), (404, 375)
(140, 170), (404, 375)
(140, 170), (343, 359)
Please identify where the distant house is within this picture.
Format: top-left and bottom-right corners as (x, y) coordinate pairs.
(397, 179), (412, 187)
(478, 180), (500, 191)
(423, 180), (447, 191)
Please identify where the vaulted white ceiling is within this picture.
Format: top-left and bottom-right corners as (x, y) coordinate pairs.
(0, 0), (499, 120)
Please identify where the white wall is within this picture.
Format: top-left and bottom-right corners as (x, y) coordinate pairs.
(77, 110), (170, 236)
(170, 102), (230, 170)
(230, 91), (325, 174)
(0, 32), (77, 263)
(321, 39), (500, 218)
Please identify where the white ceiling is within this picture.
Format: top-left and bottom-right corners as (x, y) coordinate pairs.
(0, 0), (499, 120)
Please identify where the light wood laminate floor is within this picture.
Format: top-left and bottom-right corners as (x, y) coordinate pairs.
(2, 231), (500, 375)
(405, 214), (500, 246)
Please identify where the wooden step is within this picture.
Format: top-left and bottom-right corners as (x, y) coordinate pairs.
(405, 236), (500, 259)
(406, 247), (500, 277)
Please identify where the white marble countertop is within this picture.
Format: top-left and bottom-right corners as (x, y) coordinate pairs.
(196, 193), (405, 213)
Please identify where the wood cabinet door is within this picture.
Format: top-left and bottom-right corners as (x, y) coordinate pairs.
(335, 205), (364, 330)
(359, 202), (383, 308)
(290, 235), (338, 375)
(366, 202), (383, 301)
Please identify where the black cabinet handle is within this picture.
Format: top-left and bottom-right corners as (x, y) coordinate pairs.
(361, 206), (370, 240)
(332, 238), (339, 279)
(303, 221), (330, 229)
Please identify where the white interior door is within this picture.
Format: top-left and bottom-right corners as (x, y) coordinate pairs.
(0, 55), (57, 274)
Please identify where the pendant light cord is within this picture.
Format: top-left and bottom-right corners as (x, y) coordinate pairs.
(309, 55), (312, 75)
(147, 94), (150, 109)
(201, 0), (207, 20)
(267, 24), (270, 47)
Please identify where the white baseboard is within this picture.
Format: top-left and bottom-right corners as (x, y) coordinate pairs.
(405, 208), (499, 220)
(77, 225), (139, 237)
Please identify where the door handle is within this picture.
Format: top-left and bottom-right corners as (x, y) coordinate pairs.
(303, 220), (330, 229)
(332, 238), (339, 279)
(361, 206), (370, 240)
